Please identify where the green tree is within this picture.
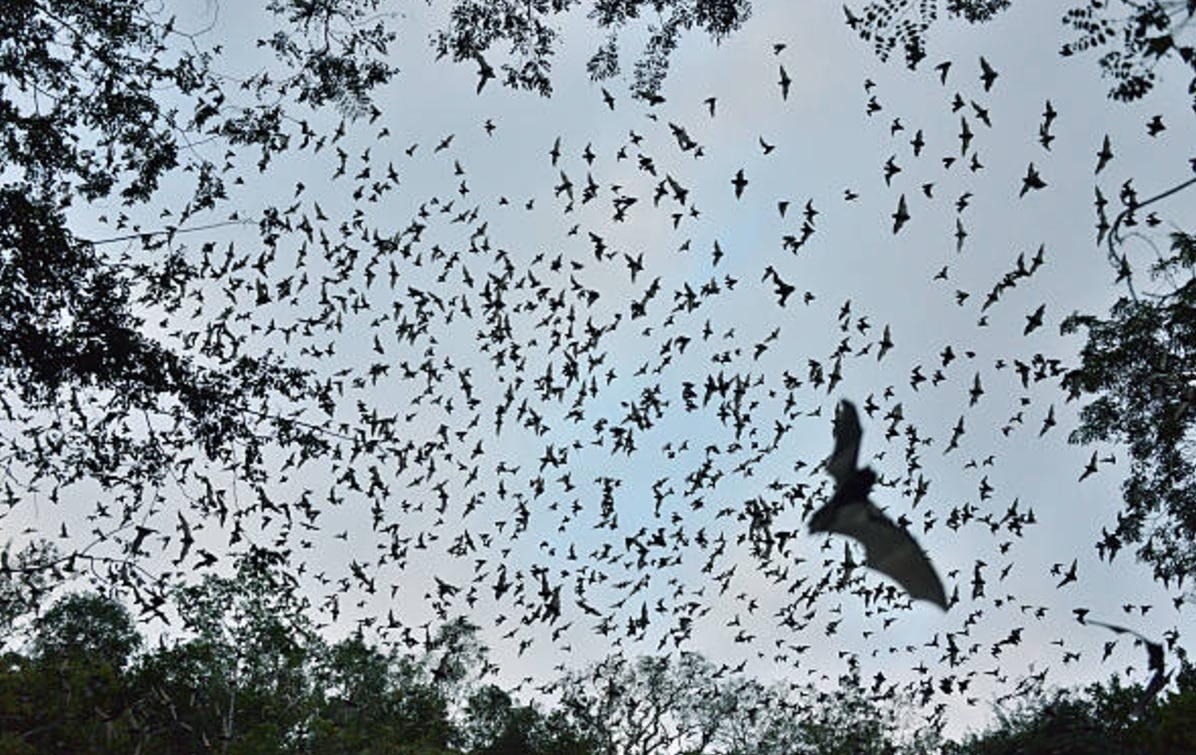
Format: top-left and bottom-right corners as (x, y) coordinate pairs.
(1061, 231), (1196, 592)
(166, 547), (321, 753)
(0, 592), (142, 755)
(0, 558), (639, 755)
(953, 691), (1126, 755)
(1150, 661), (1196, 754)
(130, 637), (241, 754)
(423, 616), (489, 690)
(305, 633), (457, 755)
(554, 652), (929, 755)
(946, 664), (1196, 755)
(462, 684), (595, 755)
(30, 591), (142, 669)
(555, 653), (727, 755)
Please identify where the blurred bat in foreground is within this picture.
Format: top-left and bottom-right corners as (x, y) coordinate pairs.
(1082, 618), (1168, 715)
(809, 399), (948, 610)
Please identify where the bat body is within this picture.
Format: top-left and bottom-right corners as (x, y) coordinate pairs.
(809, 400), (948, 610)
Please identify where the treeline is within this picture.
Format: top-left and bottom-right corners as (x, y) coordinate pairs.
(1, 552), (1193, 754)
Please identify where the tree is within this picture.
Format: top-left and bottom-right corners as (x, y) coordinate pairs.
(844, 0), (1196, 109)
(433, 0), (752, 101)
(555, 653), (727, 755)
(132, 548), (457, 754)
(462, 684), (595, 755)
(2, 573), (604, 755)
(1061, 231), (1196, 592)
(305, 633), (457, 755)
(165, 547), (322, 752)
(0, 540), (62, 634)
(953, 690), (1128, 755)
(0, 592), (142, 754)
(30, 591), (142, 669)
(947, 663), (1196, 755)
(0, 0), (391, 609)
(554, 652), (932, 755)
(423, 616), (489, 691)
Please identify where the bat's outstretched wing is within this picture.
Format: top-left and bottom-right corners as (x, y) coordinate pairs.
(812, 398), (947, 610)
(826, 399), (863, 486)
(810, 494), (947, 610)
(1083, 619), (1168, 714)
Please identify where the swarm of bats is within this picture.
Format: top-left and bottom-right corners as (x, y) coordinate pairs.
(809, 399), (948, 610)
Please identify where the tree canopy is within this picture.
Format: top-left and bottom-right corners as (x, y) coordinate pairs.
(2, 584), (1194, 753)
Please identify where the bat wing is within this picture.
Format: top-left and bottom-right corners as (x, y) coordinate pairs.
(1086, 618), (1149, 643)
(810, 494), (947, 610)
(1086, 619), (1167, 676)
(826, 399), (863, 486)
(1137, 666), (1169, 715)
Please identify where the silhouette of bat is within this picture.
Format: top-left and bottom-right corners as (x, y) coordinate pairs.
(1082, 618), (1168, 715)
(809, 400), (948, 610)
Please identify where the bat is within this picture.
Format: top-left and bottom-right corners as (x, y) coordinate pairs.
(1082, 618), (1168, 714)
(891, 193), (909, 234)
(809, 400), (948, 610)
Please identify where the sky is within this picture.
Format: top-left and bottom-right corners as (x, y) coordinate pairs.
(9, 0), (1196, 742)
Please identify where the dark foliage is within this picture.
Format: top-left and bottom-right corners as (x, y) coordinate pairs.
(948, 667), (1196, 754)
(0, 0), (386, 603)
(1062, 232), (1196, 592)
(432, 0), (752, 100)
(3, 587), (1193, 754)
(261, 0), (399, 117)
(1060, 0), (1196, 106)
(0, 541), (60, 632)
(845, 0), (1196, 109)
(843, 0), (1014, 69)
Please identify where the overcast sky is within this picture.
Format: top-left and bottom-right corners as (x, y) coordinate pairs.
(13, 0), (1196, 741)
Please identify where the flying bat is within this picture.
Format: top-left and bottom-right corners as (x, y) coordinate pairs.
(473, 53), (495, 93)
(809, 400), (948, 610)
(732, 168), (748, 199)
(1081, 618), (1168, 715)
(891, 194), (909, 234)
(1095, 134), (1113, 174)
(979, 55), (998, 91)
